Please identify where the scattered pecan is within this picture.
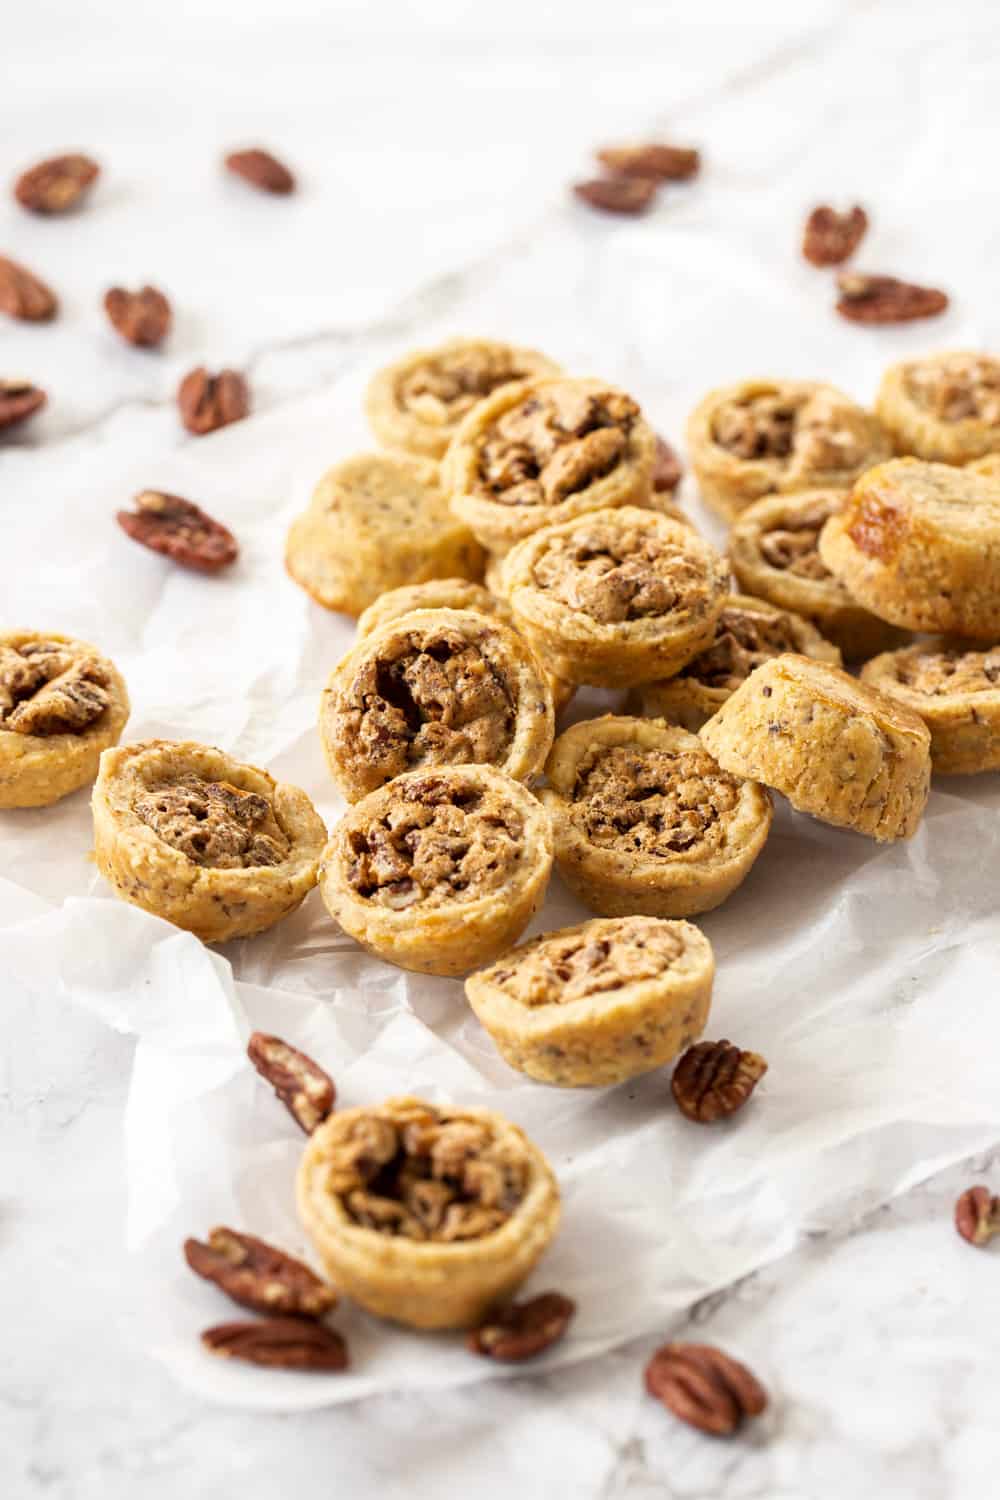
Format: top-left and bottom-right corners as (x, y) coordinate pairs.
(671, 1040), (767, 1123)
(468, 1292), (575, 1361)
(201, 1317), (348, 1371)
(597, 143), (700, 182)
(225, 148), (296, 195)
(573, 177), (658, 216)
(0, 255), (58, 322)
(835, 273), (949, 324)
(116, 490), (239, 573)
(14, 153), (100, 214)
(177, 366), (250, 435)
(0, 381), (46, 432)
(954, 1186), (1000, 1248)
(184, 1227), (337, 1317)
(247, 1032), (336, 1134)
(652, 434), (683, 494)
(802, 204), (868, 267)
(104, 285), (172, 348)
(645, 1342), (768, 1436)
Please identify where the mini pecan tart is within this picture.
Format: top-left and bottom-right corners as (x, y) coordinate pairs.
(541, 717), (771, 918)
(861, 640), (1000, 776)
(320, 607), (554, 802)
(700, 655), (930, 842)
(318, 764), (553, 977)
(631, 594), (841, 731)
(876, 352), (1000, 464)
(466, 915), (713, 1088)
(687, 379), (890, 523)
(285, 453), (484, 617)
(728, 490), (907, 660)
(297, 1096), (561, 1329)
(0, 631), (130, 809)
(92, 740), (327, 943)
(818, 459), (1000, 640)
(366, 339), (560, 460)
(503, 507), (728, 688)
(444, 376), (657, 556)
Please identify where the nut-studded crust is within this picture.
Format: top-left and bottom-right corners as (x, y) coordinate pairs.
(818, 459), (1000, 640)
(700, 655), (931, 842)
(876, 352), (1000, 464)
(861, 639), (1000, 776)
(92, 739), (327, 943)
(466, 915), (713, 1087)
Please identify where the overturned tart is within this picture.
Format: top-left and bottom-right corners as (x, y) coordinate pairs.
(503, 507), (728, 688)
(297, 1097), (560, 1329)
(687, 379), (890, 522)
(631, 594), (841, 731)
(876, 352), (1000, 464)
(466, 915), (714, 1088)
(700, 656), (931, 842)
(92, 740), (327, 942)
(365, 338), (560, 460)
(818, 459), (1000, 640)
(728, 490), (907, 660)
(0, 631), (130, 808)
(285, 452), (484, 617)
(320, 607), (554, 801)
(861, 640), (1000, 776)
(444, 376), (657, 555)
(540, 716), (772, 918)
(319, 764), (553, 977)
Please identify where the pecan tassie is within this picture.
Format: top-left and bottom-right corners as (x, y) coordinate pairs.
(645, 1342), (768, 1436)
(573, 177), (658, 215)
(184, 1227), (338, 1317)
(671, 1040), (767, 1123)
(0, 255), (58, 322)
(202, 1317), (348, 1371)
(104, 285), (172, 348)
(954, 1186), (1000, 1247)
(836, 273), (949, 324)
(0, 381), (46, 431)
(247, 1032), (336, 1134)
(597, 143), (700, 181)
(177, 366), (250, 435)
(133, 777), (289, 870)
(652, 434), (683, 494)
(116, 490), (239, 573)
(860, 640), (1000, 775)
(0, 640), (111, 736)
(476, 386), (642, 509)
(224, 148), (296, 195)
(14, 152), (100, 214)
(802, 204), (868, 266)
(676, 600), (835, 691)
(468, 1292), (575, 1360)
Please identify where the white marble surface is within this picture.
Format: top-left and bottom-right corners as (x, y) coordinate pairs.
(5, 1), (1000, 1494)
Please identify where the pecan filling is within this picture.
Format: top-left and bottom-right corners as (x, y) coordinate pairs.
(572, 745), (740, 857)
(531, 519), (699, 625)
(328, 1104), (528, 1243)
(904, 356), (1000, 426)
(346, 777), (524, 910)
(133, 776), (289, 869)
(398, 348), (531, 425)
(0, 641), (110, 736)
(758, 504), (834, 581)
(679, 606), (801, 690)
(488, 916), (686, 1007)
(713, 391), (869, 472)
(896, 648), (1000, 696)
(476, 386), (639, 507)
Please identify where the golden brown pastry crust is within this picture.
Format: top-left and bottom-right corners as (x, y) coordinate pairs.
(466, 914), (714, 1088)
(861, 640), (1000, 776)
(297, 1096), (560, 1329)
(876, 352), (1000, 464)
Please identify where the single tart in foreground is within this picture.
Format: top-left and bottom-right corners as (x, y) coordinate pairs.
(687, 379), (890, 523)
(297, 1097), (561, 1329)
(876, 352), (1000, 464)
(0, 631), (130, 808)
(444, 376), (657, 556)
(818, 459), (1000, 640)
(630, 594), (841, 731)
(365, 338), (561, 460)
(320, 607), (554, 801)
(285, 453), (484, 617)
(700, 655), (931, 842)
(861, 640), (1000, 776)
(503, 506), (729, 688)
(540, 716), (772, 918)
(466, 915), (714, 1088)
(318, 764), (553, 977)
(728, 489), (907, 660)
(92, 740), (327, 942)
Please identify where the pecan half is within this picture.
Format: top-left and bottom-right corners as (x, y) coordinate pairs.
(836, 273), (949, 324)
(0, 256), (58, 322)
(597, 143), (700, 181)
(116, 490), (239, 573)
(177, 367), (249, 436)
(104, 286), (172, 348)
(573, 177), (658, 216)
(955, 1186), (1000, 1248)
(201, 1317), (348, 1371)
(671, 1040), (767, 1123)
(0, 381), (46, 432)
(184, 1227), (337, 1317)
(652, 434), (683, 494)
(247, 1032), (335, 1134)
(645, 1342), (768, 1435)
(14, 153), (100, 214)
(802, 204), (868, 267)
(467, 1292), (575, 1361)
(225, 148), (296, 195)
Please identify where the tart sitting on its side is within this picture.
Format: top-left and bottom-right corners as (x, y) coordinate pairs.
(92, 740), (327, 943)
(466, 915), (714, 1088)
(861, 640), (1000, 776)
(297, 1097), (561, 1330)
(876, 352), (1000, 464)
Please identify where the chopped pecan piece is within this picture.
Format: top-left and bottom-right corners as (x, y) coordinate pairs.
(596, 143), (700, 181)
(104, 285), (172, 348)
(116, 490), (238, 573)
(652, 434), (683, 493)
(573, 177), (658, 216)
(177, 366), (250, 435)
(0, 255), (58, 322)
(0, 643), (110, 736)
(835, 273), (949, 324)
(184, 1227), (337, 1317)
(468, 1292), (576, 1361)
(246, 1032), (336, 1134)
(954, 1186), (1000, 1247)
(645, 1342), (768, 1435)
(134, 777), (288, 870)
(14, 153), (100, 214)
(225, 148), (296, 195)
(802, 204), (868, 266)
(201, 1317), (348, 1371)
(671, 1039), (767, 1123)
(0, 381), (46, 431)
